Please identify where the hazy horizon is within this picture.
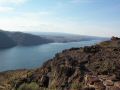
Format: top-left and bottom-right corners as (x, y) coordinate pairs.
(0, 0), (119, 37)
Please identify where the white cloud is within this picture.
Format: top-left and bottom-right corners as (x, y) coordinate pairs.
(0, 6), (14, 13)
(0, 11), (52, 31)
(0, 11), (119, 37)
(21, 11), (52, 17)
(70, 0), (94, 4)
(0, 0), (28, 5)
(0, 0), (28, 13)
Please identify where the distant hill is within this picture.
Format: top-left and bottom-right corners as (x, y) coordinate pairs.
(0, 31), (16, 49)
(6, 31), (53, 46)
(0, 30), (108, 49)
(28, 32), (109, 43)
(0, 30), (53, 49)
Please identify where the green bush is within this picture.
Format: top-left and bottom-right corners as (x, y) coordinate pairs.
(99, 41), (111, 47)
(71, 83), (83, 90)
(17, 82), (39, 90)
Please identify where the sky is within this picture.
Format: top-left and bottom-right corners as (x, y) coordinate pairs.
(0, 0), (120, 37)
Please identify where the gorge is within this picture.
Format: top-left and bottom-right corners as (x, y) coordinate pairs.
(0, 37), (120, 90)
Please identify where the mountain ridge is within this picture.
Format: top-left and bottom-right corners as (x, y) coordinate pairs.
(0, 30), (108, 49)
(27, 31), (109, 43)
(0, 30), (53, 49)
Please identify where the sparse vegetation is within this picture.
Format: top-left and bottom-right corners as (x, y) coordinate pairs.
(17, 82), (39, 90)
(71, 83), (83, 90)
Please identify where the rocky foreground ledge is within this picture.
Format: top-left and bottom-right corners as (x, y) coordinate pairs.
(1, 37), (120, 90)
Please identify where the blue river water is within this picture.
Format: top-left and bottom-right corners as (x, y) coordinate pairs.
(0, 40), (102, 72)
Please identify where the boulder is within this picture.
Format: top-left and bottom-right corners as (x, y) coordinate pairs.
(94, 82), (105, 90)
(114, 82), (120, 88)
(103, 80), (114, 86)
(39, 75), (49, 88)
(87, 76), (100, 85)
(106, 86), (120, 90)
(111, 36), (120, 41)
(84, 45), (100, 53)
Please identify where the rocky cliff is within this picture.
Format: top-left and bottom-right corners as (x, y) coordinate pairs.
(0, 37), (120, 90)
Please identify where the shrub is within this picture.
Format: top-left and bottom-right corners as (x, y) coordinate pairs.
(17, 82), (39, 90)
(71, 83), (83, 90)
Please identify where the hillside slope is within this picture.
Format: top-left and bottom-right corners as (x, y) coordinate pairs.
(6, 32), (53, 46)
(0, 30), (53, 49)
(0, 37), (120, 90)
(29, 32), (108, 43)
(0, 30), (108, 49)
(0, 31), (16, 49)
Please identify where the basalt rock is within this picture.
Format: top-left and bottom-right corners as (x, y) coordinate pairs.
(83, 45), (100, 53)
(111, 36), (120, 41)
